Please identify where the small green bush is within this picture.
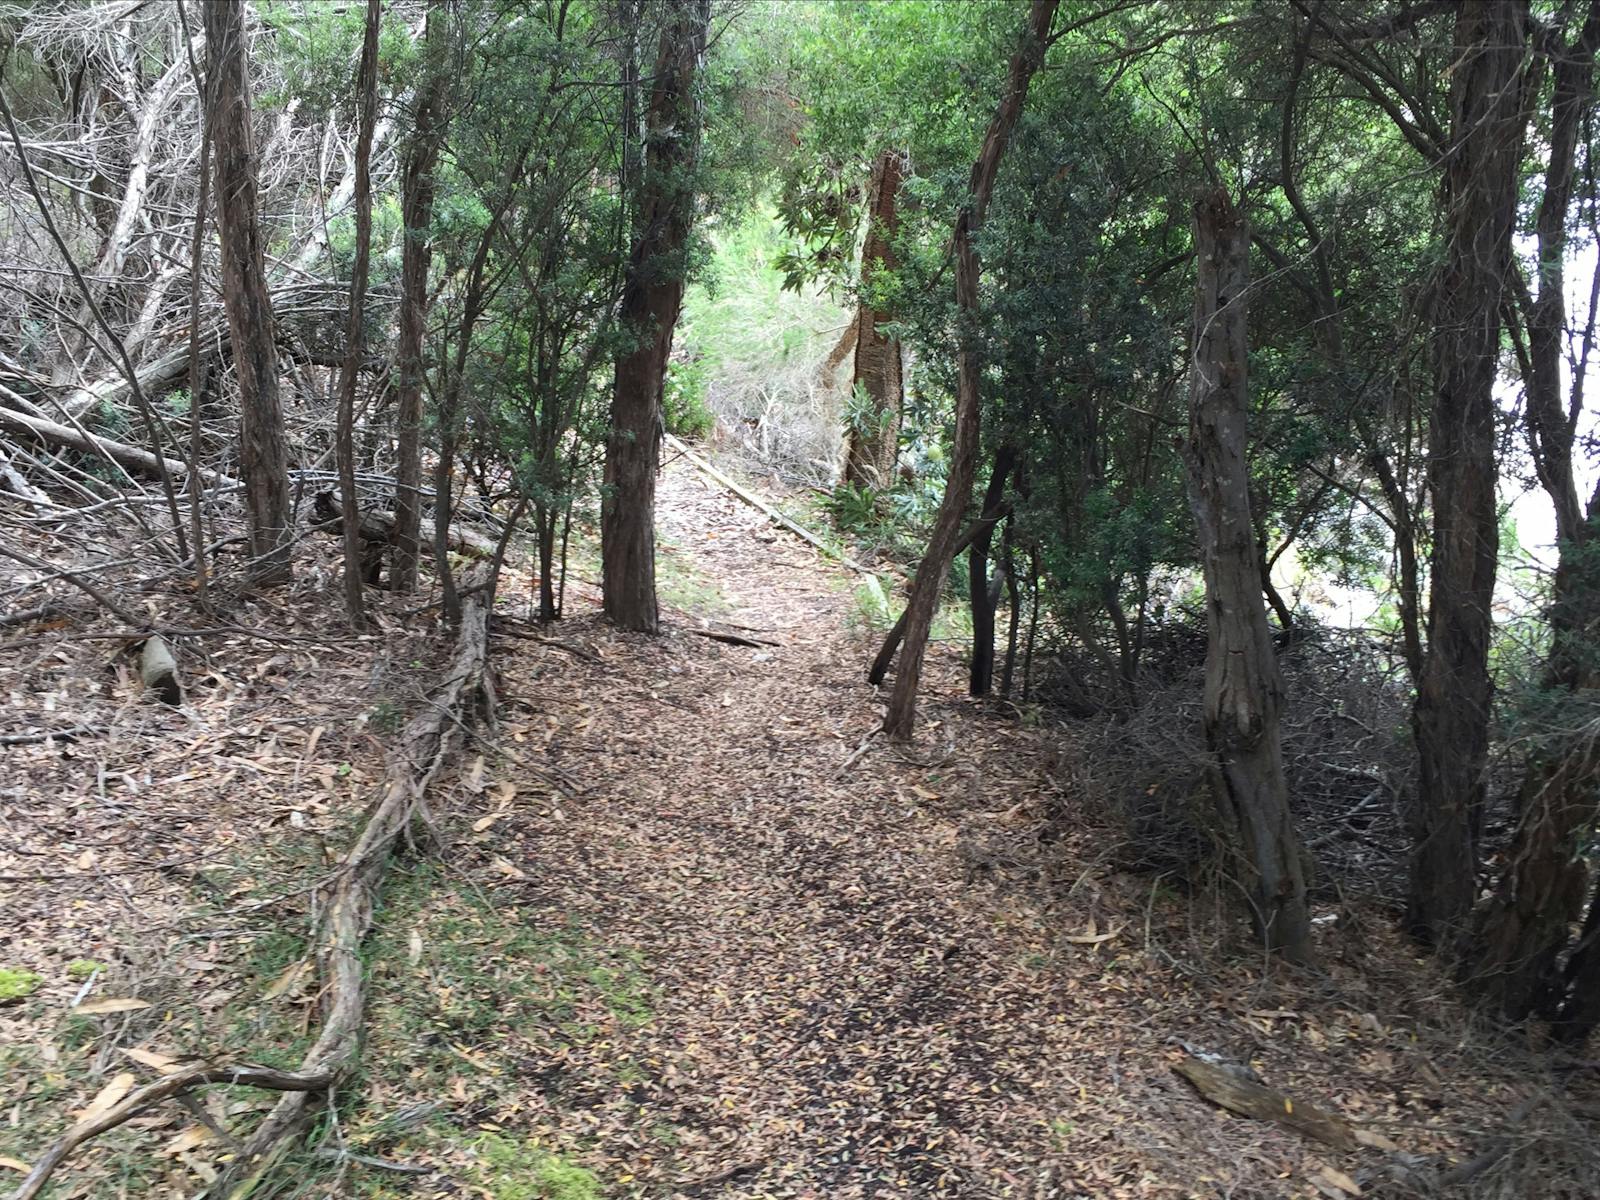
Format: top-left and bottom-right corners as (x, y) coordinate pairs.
(664, 356), (713, 438)
(0, 967), (42, 1002)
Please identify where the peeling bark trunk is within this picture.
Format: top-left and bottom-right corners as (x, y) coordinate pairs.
(1183, 188), (1312, 964)
(393, 2), (449, 594)
(334, 0), (381, 627)
(205, 0), (293, 584)
(1473, 0), (1600, 1019)
(844, 149), (904, 489)
(602, 0), (710, 633)
(1407, 0), (1527, 945)
(882, 0), (1056, 740)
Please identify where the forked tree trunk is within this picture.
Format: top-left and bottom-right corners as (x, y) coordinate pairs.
(1472, 0), (1600, 1018)
(1183, 188), (1313, 964)
(205, 0), (293, 583)
(602, 0), (710, 633)
(393, 1), (449, 594)
(881, 0), (1057, 739)
(1407, 0), (1527, 946)
(334, 0), (381, 626)
(844, 149), (905, 489)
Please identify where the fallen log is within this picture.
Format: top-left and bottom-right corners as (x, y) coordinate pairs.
(311, 490), (498, 580)
(0, 406), (236, 489)
(9, 566), (497, 1200)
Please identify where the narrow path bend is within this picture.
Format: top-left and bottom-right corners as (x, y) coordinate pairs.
(488, 459), (1176, 1198)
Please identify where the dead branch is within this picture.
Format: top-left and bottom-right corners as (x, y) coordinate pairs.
(200, 562), (495, 1196)
(9, 1063), (334, 1200)
(663, 433), (879, 575)
(685, 628), (780, 648)
(0, 406), (236, 490)
(310, 491), (498, 562)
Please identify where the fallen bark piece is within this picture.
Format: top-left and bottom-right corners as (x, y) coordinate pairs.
(139, 635), (181, 705)
(1174, 1053), (1359, 1150)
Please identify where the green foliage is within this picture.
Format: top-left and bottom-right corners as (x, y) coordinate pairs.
(470, 1134), (602, 1200)
(663, 355), (713, 438)
(65, 959), (104, 981)
(0, 966), (41, 1001)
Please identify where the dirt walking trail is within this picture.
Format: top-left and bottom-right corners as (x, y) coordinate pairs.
(465, 458), (1229, 1200)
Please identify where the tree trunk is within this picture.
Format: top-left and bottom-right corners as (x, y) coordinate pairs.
(1472, 0), (1600, 1017)
(882, 0), (1057, 739)
(1406, 0), (1527, 946)
(844, 149), (904, 489)
(969, 445), (1016, 696)
(393, 1), (449, 594)
(999, 517), (1021, 698)
(602, 0), (710, 633)
(205, 0), (293, 584)
(335, 0), (380, 625)
(1183, 188), (1313, 964)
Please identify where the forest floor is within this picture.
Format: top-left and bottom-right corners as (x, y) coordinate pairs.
(3, 455), (1597, 1200)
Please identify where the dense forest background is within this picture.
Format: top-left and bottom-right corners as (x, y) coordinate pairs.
(6, 0), (1600, 1197)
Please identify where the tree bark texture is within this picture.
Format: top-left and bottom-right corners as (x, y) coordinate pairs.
(1183, 188), (1313, 964)
(205, 0), (293, 584)
(602, 0), (711, 633)
(1407, 0), (1528, 945)
(335, 0), (381, 626)
(844, 149), (905, 489)
(881, 0), (1056, 740)
(393, 1), (449, 594)
(1473, 0), (1600, 1019)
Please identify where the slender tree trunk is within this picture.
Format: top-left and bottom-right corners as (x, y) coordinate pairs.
(1472, 0), (1600, 1017)
(1000, 517), (1021, 698)
(882, 0), (1057, 739)
(844, 149), (905, 489)
(393, 2), (449, 594)
(1407, 0), (1528, 946)
(1183, 188), (1313, 964)
(969, 445), (1016, 696)
(334, 0), (381, 626)
(205, 0), (293, 583)
(602, 0), (710, 633)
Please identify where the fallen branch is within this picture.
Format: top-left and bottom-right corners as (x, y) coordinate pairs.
(0, 406), (236, 490)
(10, 1064), (334, 1200)
(0, 723), (104, 747)
(199, 561), (495, 1198)
(685, 628), (780, 648)
(663, 433), (879, 576)
(311, 491), (498, 566)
